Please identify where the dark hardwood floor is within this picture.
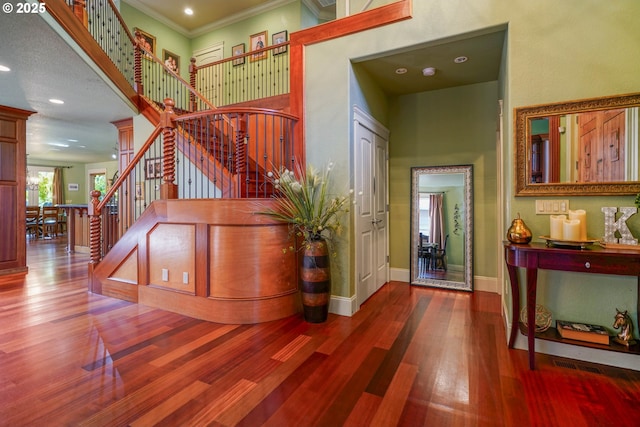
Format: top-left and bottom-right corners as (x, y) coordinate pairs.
(1, 237), (639, 426)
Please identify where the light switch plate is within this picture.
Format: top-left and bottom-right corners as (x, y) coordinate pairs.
(535, 199), (569, 215)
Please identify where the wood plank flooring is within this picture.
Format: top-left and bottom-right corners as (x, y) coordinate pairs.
(1, 238), (639, 426)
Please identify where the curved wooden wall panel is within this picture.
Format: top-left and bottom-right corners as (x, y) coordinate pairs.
(94, 199), (301, 324)
(209, 224), (297, 299)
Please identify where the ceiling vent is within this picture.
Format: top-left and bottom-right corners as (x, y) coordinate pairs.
(317, 0), (336, 7)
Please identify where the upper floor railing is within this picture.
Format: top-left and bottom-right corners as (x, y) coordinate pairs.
(190, 43), (290, 109)
(60, 0), (290, 111)
(62, 0), (137, 88)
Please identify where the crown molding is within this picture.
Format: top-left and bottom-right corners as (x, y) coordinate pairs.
(123, 0), (299, 38)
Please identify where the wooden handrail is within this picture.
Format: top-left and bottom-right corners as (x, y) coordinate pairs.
(195, 42), (291, 70)
(106, 0), (136, 44)
(42, 0), (138, 107)
(96, 125), (163, 213)
(135, 38), (216, 112)
(174, 106), (298, 123)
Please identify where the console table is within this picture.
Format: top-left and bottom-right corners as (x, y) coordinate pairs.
(504, 242), (640, 370)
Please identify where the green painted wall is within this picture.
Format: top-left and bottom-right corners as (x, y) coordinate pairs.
(191, 3), (301, 59)
(120, 2), (191, 80)
(302, 0), (640, 339)
(389, 82), (498, 278)
(62, 164), (86, 204)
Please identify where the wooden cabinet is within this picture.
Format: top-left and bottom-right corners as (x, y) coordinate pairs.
(0, 105), (35, 282)
(504, 242), (640, 369)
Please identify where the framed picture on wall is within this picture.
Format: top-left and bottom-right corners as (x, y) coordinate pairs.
(134, 27), (156, 56)
(272, 30), (288, 55)
(162, 49), (180, 74)
(249, 31), (268, 61)
(135, 183), (144, 200)
(145, 158), (162, 180)
(232, 43), (245, 66)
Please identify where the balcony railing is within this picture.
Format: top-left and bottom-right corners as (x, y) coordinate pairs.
(191, 43), (290, 108)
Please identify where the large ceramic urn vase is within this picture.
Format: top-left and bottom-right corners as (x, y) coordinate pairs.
(299, 239), (331, 323)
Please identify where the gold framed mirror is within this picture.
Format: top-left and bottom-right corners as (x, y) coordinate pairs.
(515, 92), (640, 196)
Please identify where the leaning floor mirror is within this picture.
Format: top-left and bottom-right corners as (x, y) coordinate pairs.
(410, 165), (473, 291)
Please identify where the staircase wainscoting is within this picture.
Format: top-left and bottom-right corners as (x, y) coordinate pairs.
(92, 199), (301, 324)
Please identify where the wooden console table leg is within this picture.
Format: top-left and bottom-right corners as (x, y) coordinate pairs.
(506, 263), (520, 348)
(526, 266), (538, 370)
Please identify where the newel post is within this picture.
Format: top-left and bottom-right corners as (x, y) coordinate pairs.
(189, 58), (197, 112)
(161, 98), (178, 199)
(133, 31), (143, 95)
(87, 190), (101, 293)
(72, 0), (88, 28)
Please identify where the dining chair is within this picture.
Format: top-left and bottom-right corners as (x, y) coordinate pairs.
(418, 233), (432, 274)
(42, 206), (60, 238)
(433, 234), (449, 270)
(26, 205), (41, 239)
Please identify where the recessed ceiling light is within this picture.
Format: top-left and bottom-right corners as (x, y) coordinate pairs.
(454, 56), (468, 64)
(0, 65), (10, 72)
(67, 139), (78, 142)
(47, 142), (69, 148)
(184, 7), (193, 15)
(395, 67), (408, 74)
(49, 98), (64, 104)
(422, 67), (436, 76)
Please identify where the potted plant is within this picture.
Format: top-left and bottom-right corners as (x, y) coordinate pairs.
(258, 162), (350, 322)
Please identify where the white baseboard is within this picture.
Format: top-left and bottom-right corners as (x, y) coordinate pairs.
(329, 294), (357, 317)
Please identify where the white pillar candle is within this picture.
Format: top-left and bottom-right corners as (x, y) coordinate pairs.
(563, 219), (581, 241)
(550, 215), (566, 240)
(568, 209), (587, 241)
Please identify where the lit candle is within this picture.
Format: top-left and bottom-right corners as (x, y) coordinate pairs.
(563, 219), (581, 241)
(550, 215), (566, 240)
(568, 209), (587, 241)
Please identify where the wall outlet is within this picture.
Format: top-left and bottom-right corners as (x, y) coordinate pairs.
(162, 268), (169, 281)
(535, 199), (569, 215)
(182, 272), (189, 284)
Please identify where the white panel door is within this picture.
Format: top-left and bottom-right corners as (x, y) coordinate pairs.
(355, 124), (375, 306)
(354, 108), (389, 308)
(192, 43), (224, 106)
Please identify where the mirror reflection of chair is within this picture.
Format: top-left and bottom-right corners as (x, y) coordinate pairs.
(418, 233), (433, 274)
(42, 206), (59, 238)
(26, 206), (40, 239)
(433, 234), (449, 271)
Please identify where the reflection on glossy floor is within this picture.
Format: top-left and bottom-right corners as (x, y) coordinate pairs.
(0, 238), (639, 426)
